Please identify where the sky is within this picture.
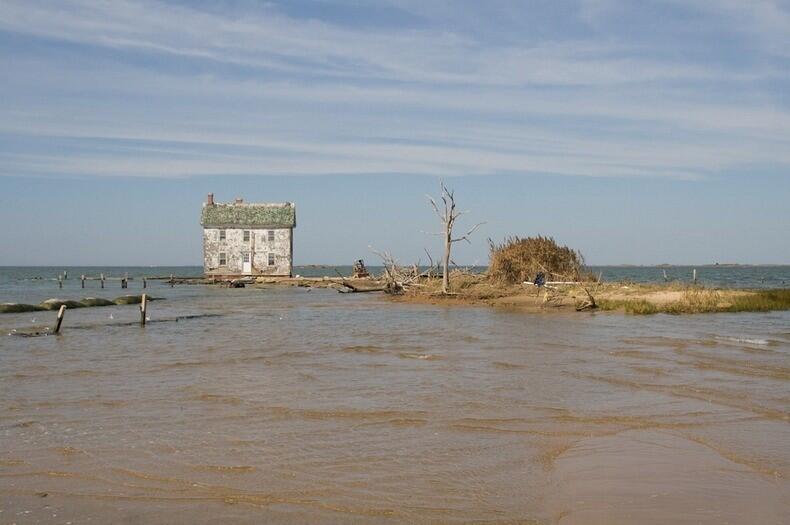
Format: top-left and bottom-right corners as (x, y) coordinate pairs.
(0, 0), (788, 265)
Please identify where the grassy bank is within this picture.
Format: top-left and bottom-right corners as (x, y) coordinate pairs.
(598, 288), (790, 315)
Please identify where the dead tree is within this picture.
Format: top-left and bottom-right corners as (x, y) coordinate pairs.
(427, 182), (483, 294)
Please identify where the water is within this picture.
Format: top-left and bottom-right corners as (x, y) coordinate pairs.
(1, 267), (789, 524)
(0, 265), (788, 304)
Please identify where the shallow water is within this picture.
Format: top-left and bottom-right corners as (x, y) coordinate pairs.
(1, 274), (789, 524)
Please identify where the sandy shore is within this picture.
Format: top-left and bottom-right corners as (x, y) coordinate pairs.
(194, 274), (790, 314)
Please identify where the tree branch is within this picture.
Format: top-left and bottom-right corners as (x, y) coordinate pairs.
(450, 222), (485, 244)
(426, 195), (445, 222)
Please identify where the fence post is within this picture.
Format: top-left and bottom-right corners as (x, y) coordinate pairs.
(54, 305), (66, 334)
(140, 294), (147, 326)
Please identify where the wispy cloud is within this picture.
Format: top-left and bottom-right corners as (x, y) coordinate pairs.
(0, 0), (788, 179)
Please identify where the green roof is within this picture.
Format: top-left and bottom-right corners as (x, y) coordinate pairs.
(201, 203), (296, 228)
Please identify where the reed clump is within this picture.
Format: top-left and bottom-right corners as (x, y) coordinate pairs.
(488, 236), (591, 284)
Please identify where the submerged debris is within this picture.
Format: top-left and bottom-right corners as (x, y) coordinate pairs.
(0, 303), (43, 314)
(39, 299), (85, 310)
(1, 295), (162, 314)
(81, 297), (116, 307)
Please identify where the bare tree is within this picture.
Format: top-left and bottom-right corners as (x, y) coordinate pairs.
(427, 181), (484, 294)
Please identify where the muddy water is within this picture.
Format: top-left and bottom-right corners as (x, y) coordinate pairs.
(1, 286), (788, 524)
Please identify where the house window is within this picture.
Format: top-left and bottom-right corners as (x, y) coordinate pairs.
(243, 230), (250, 242)
(267, 230), (275, 242)
(242, 252), (250, 263)
(219, 229), (225, 240)
(219, 252), (227, 266)
(268, 253), (275, 266)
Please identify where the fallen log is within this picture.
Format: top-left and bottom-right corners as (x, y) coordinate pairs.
(333, 270), (385, 293)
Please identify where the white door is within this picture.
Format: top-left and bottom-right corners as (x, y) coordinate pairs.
(242, 252), (251, 274)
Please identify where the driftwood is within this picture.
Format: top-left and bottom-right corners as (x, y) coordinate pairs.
(575, 284), (599, 311)
(334, 270), (386, 293)
(367, 248), (443, 295)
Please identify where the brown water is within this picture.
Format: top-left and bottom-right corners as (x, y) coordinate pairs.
(1, 286), (789, 524)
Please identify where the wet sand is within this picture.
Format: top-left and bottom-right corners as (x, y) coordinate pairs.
(1, 287), (788, 523)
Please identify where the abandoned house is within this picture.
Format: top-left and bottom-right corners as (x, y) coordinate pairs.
(201, 193), (296, 277)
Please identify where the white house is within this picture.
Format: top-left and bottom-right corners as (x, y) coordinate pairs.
(201, 193), (296, 277)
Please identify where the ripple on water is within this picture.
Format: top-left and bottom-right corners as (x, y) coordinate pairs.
(398, 352), (440, 360)
(341, 345), (384, 354)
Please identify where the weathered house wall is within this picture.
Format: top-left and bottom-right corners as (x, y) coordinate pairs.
(200, 196), (295, 277)
(203, 227), (293, 276)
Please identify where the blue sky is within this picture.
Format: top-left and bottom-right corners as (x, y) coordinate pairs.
(1, 0), (788, 265)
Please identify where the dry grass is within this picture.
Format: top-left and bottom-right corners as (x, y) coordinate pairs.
(488, 236), (592, 284)
(405, 271), (514, 300)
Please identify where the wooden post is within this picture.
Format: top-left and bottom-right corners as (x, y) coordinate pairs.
(142, 277), (147, 289)
(81, 275), (85, 288)
(54, 305), (66, 334)
(693, 268), (697, 283)
(100, 273), (105, 289)
(170, 274), (174, 288)
(140, 294), (147, 326)
(663, 269), (668, 281)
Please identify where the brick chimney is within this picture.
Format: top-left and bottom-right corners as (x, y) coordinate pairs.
(207, 192), (214, 205)
(235, 197), (244, 205)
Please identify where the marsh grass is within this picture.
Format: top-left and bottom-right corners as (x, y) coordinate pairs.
(599, 288), (790, 315)
(598, 299), (659, 315)
(724, 289), (790, 313)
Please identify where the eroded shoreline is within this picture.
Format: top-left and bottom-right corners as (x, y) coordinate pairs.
(249, 275), (790, 315)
